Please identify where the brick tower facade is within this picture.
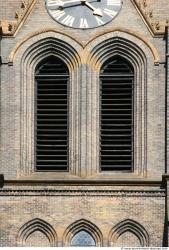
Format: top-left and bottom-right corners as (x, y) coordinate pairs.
(0, 0), (169, 247)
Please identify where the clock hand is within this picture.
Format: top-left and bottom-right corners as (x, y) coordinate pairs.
(48, 0), (100, 10)
(59, 0), (98, 9)
(48, 0), (81, 9)
(81, 0), (103, 16)
(61, 0), (82, 7)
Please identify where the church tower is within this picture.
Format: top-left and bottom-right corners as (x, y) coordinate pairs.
(0, 0), (169, 246)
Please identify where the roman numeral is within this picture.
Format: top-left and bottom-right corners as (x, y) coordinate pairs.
(47, 0), (57, 5)
(80, 18), (89, 28)
(95, 17), (104, 26)
(51, 10), (65, 20)
(107, 0), (121, 6)
(61, 15), (75, 26)
(47, 0), (63, 9)
(104, 8), (117, 17)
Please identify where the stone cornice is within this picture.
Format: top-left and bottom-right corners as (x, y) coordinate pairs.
(0, 177), (165, 196)
(0, 0), (168, 37)
(0, 189), (165, 197)
(4, 178), (163, 186)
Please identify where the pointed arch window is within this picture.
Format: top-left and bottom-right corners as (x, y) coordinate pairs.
(100, 56), (134, 171)
(35, 56), (69, 171)
(70, 230), (96, 247)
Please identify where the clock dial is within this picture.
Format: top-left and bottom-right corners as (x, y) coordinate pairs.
(46, 0), (122, 29)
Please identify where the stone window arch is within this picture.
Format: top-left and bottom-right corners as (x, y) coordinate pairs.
(17, 218), (57, 247)
(109, 219), (149, 247)
(9, 30), (158, 179)
(84, 33), (150, 177)
(12, 32), (82, 179)
(63, 219), (103, 246)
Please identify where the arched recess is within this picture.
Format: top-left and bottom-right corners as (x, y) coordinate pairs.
(84, 31), (149, 177)
(109, 219), (149, 247)
(12, 32), (82, 178)
(63, 219), (103, 246)
(35, 55), (69, 172)
(100, 55), (134, 172)
(17, 218), (57, 247)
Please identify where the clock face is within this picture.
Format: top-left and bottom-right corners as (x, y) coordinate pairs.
(46, 0), (122, 29)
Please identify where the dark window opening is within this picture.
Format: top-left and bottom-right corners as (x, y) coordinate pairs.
(100, 56), (134, 171)
(35, 56), (69, 171)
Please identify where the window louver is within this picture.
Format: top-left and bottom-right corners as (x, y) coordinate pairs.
(35, 56), (69, 171)
(100, 56), (134, 171)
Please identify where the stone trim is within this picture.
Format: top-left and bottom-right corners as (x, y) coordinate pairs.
(109, 219), (149, 247)
(85, 31), (149, 178)
(9, 29), (83, 62)
(13, 32), (82, 178)
(9, 30), (159, 180)
(63, 219), (103, 247)
(85, 28), (160, 64)
(14, 217), (151, 247)
(131, 0), (169, 36)
(8, 28), (160, 65)
(17, 218), (57, 247)
(4, 178), (163, 185)
(0, 0), (37, 36)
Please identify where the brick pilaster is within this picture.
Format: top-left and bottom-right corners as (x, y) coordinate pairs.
(165, 26), (169, 246)
(167, 27), (169, 173)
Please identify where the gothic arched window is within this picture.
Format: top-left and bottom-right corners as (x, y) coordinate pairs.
(70, 230), (96, 247)
(100, 56), (134, 171)
(35, 56), (69, 171)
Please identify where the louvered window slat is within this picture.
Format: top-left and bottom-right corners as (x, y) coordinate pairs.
(100, 56), (134, 171)
(35, 56), (69, 171)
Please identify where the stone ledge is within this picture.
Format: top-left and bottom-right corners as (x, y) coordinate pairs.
(4, 178), (162, 186)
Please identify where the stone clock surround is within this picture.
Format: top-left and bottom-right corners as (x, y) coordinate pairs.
(45, 0), (122, 29)
(0, 0), (168, 36)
